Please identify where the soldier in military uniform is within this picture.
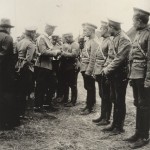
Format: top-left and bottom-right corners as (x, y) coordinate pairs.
(15, 26), (37, 118)
(60, 33), (80, 107)
(102, 19), (131, 134)
(51, 35), (62, 102)
(0, 18), (20, 129)
(125, 8), (150, 149)
(80, 23), (99, 115)
(34, 24), (61, 112)
(92, 21), (112, 126)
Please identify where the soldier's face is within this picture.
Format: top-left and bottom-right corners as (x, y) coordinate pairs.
(78, 39), (84, 49)
(6, 28), (11, 35)
(100, 26), (108, 37)
(65, 36), (73, 43)
(52, 39), (57, 45)
(133, 17), (141, 30)
(62, 37), (66, 43)
(45, 26), (55, 36)
(31, 31), (36, 40)
(83, 28), (92, 37)
(108, 26), (114, 36)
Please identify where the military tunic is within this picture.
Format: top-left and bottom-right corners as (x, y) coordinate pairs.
(103, 31), (131, 75)
(80, 38), (99, 75)
(35, 34), (58, 70)
(93, 37), (110, 75)
(16, 37), (36, 72)
(130, 27), (150, 80)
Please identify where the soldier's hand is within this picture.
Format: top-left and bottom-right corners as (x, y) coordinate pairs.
(56, 49), (62, 56)
(37, 52), (41, 57)
(85, 72), (94, 79)
(129, 79), (133, 86)
(92, 74), (96, 79)
(144, 80), (150, 88)
(100, 70), (105, 77)
(61, 52), (66, 57)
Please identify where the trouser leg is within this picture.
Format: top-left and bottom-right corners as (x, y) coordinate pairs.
(102, 76), (112, 121)
(70, 70), (78, 104)
(63, 71), (69, 103)
(96, 75), (106, 119)
(57, 65), (65, 98)
(112, 77), (128, 129)
(82, 73), (96, 110)
(47, 72), (57, 104)
(34, 68), (48, 108)
(132, 79), (150, 139)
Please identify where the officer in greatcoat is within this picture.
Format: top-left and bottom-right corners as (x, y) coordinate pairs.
(0, 18), (20, 129)
(34, 24), (61, 112)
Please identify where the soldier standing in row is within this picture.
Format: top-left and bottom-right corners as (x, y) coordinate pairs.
(92, 21), (113, 126)
(60, 33), (80, 107)
(125, 8), (150, 149)
(102, 19), (131, 134)
(80, 23), (99, 115)
(34, 24), (61, 112)
(15, 27), (37, 118)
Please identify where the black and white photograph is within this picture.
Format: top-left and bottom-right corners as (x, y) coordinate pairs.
(0, 0), (150, 149)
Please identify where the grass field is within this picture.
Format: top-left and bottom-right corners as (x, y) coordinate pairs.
(0, 74), (150, 150)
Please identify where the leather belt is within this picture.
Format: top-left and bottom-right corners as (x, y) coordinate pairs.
(133, 59), (146, 63)
(96, 59), (105, 63)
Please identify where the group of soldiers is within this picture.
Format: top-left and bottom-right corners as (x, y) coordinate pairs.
(0, 6), (150, 149)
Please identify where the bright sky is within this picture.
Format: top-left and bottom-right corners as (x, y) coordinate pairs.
(0, 0), (149, 38)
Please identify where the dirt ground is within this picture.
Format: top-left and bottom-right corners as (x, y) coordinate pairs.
(0, 74), (150, 150)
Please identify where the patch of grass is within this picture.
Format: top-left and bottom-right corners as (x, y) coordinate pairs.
(0, 74), (149, 150)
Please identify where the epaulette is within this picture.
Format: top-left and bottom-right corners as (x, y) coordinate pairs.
(121, 31), (131, 42)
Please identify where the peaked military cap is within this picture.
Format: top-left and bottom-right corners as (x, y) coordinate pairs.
(52, 35), (59, 40)
(25, 26), (37, 32)
(63, 33), (73, 37)
(46, 23), (57, 29)
(108, 19), (121, 29)
(101, 21), (108, 27)
(133, 7), (150, 17)
(82, 23), (97, 30)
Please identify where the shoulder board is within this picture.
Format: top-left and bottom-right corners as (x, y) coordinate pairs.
(121, 31), (131, 42)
